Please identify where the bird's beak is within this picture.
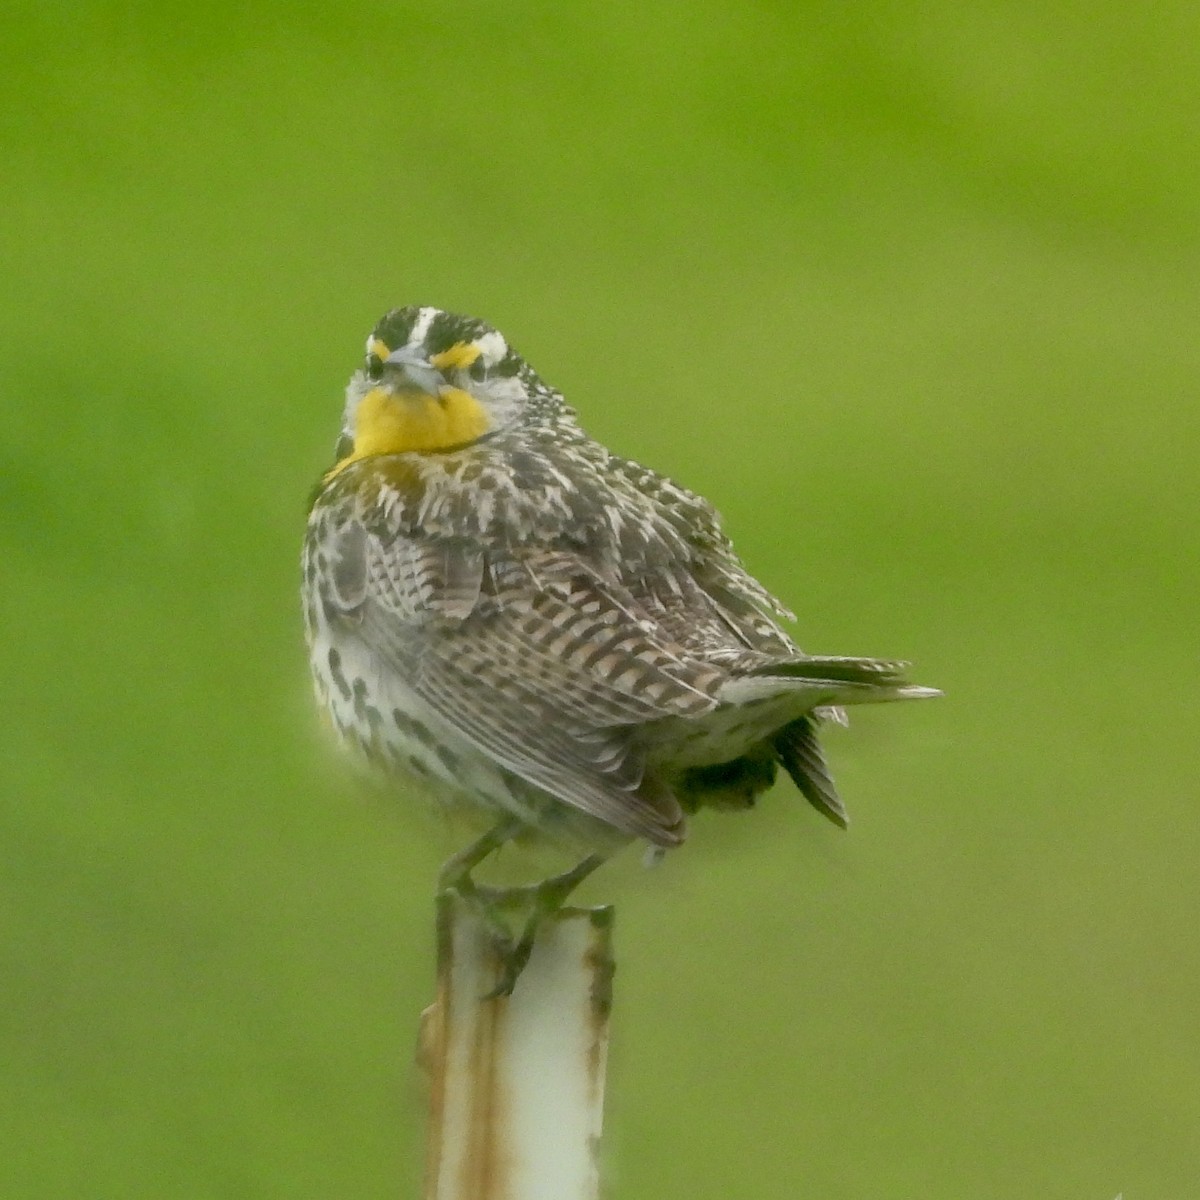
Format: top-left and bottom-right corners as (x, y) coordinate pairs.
(382, 347), (444, 396)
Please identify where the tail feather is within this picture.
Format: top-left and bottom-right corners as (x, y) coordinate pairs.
(773, 715), (848, 828)
(724, 654), (941, 707)
(752, 655), (907, 685)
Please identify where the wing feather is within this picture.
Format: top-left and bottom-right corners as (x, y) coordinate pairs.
(321, 519), (706, 844)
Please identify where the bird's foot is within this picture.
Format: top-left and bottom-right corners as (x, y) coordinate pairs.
(474, 854), (607, 998)
(438, 825), (606, 998)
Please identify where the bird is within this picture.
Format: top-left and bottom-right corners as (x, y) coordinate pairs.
(302, 305), (938, 989)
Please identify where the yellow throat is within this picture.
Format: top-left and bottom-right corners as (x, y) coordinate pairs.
(326, 385), (491, 480)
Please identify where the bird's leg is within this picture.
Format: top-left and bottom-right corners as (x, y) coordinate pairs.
(437, 817), (526, 945)
(437, 816), (525, 894)
(481, 852), (607, 998)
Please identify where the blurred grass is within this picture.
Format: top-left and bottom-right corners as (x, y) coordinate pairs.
(2, 3), (1198, 1197)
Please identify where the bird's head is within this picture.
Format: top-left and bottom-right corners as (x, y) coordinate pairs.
(328, 306), (544, 476)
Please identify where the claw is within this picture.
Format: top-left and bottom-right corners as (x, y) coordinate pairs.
(481, 854), (606, 997)
(481, 933), (535, 1000)
(437, 838), (607, 998)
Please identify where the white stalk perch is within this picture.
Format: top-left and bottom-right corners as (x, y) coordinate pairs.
(420, 892), (615, 1200)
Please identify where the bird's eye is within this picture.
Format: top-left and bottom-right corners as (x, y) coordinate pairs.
(364, 335), (390, 381)
(469, 357), (489, 382)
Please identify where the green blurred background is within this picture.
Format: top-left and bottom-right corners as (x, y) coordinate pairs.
(3, 3), (1197, 1196)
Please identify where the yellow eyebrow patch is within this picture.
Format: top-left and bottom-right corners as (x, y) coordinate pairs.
(430, 341), (481, 371)
(324, 386), (492, 482)
(368, 336), (390, 361)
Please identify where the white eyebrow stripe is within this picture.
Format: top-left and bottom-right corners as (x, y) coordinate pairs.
(475, 330), (508, 366)
(408, 306), (439, 348)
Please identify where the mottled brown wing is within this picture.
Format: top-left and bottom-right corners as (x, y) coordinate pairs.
(606, 451), (801, 660)
(320, 520), (726, 844)
(624, 564), (798, 667)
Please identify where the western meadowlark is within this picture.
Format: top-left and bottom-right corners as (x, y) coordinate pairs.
(302, 305), (937, 988)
